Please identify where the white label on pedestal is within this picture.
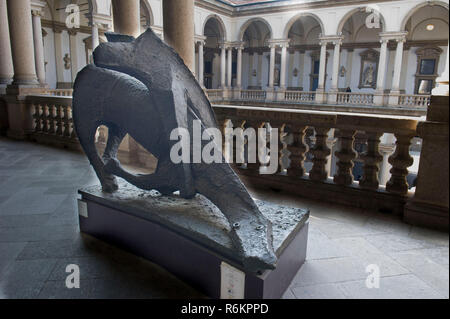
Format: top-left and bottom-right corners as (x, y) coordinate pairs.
(77, 199), (88, 218)
(220, 261), (245, 299)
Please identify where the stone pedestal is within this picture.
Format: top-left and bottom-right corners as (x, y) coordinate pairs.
(275, 88), (286, 101)
(4, 85), (44, 139)
(404, 96), (449, 231)
(78, 181), (309, 299)
(314, 88), (326, 104)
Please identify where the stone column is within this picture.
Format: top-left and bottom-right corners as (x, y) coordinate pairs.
(287, 50), (294, 88)
(328, 36), (343, 103)
(0, 0), (13, 87)
(112, 0), (140, 38)
(315, 39), (328, 103)
(236, 44), (243, 89)
(248, 52), (254, 87)
(92, 23), (100, 51)
(31, 6), (46, 85)
(53, 27), (65, 87)
(257, 52), (263, 87)
(68, 29), (78, 84)
(220, 44), (226, 89)
(268, 44), (276, 89)
(298, 50), (305, 89)
(389, 33), (407, 105)
(197, 40), (204, 88)
(7, 0), (38, 85)
(280, 43), (288, 89)
(163, 0), (195, 72)
(227, 46), (232, 88)
(345, 49), (353, 88)
(374, 37), (389, 105)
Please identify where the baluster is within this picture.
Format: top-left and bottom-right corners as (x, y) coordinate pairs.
(33, 104), (42, 132)
(286, 124), (309, 178)
(333, 129), (357, 185)
(278, 123), (288, 174)
(386, 133), (414, 195)
(42, 104), (49, 133)
(245, 120), (264, 172)
(359, 132), (383, 190)
(309, 127), (331, 181)
(48, 104), (56, 134)
(234, 120), (246, 167)
(68, 107), (77, 140)
(55, 105), (63, 136)
(63, 106), (71, 137)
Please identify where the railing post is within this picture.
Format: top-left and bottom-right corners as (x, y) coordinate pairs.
(404, 96), (449, 230)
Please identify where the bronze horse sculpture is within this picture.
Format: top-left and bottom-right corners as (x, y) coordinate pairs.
(72, 28), (277, 273)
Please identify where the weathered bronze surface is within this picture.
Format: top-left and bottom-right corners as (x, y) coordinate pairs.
(72, 28), (277, 273)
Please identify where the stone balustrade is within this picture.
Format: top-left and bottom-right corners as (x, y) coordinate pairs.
(336, 92), (374, 105)
(205, 89), (223, 102)
(240, 89), (267, 101)
(397, 94), (431, 107)
(202, 89), (429, 114)
(27, 95), (79, 149)
(24, 94), (439, 219)
(44, 89), (74, 97)
(284, 90), (316, 103)
(214, 104), (419, 214)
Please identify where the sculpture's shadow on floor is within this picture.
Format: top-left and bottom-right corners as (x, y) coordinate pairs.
(75, 233), (207, 299)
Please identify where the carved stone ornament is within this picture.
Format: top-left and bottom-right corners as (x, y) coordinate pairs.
(72, 28), (277, 273)
(63, 53), (71, 70)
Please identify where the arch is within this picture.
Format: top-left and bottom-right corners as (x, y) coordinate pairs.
(140, 0), (154, 27)
(400, 1), (449, 31)
(202, 14), (227, 41)
(337, 6), (386, 34)
(283, 12), (324, 39)
(238, 17), (273, 42)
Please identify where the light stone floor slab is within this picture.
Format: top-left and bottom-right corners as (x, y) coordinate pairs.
(0, 137), (448, 299)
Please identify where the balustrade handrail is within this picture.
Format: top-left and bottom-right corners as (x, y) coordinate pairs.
(213, 104), (418, 212)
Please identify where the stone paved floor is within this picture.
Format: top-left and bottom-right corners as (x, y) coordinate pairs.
(0, 137), (448, 299)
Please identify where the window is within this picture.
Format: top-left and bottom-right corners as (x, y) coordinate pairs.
(414, 47), (442, 95)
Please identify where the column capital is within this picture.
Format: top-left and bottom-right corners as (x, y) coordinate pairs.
(67, 29), (78, 36)
(319, 35), (344, 46)
(231, 41), (245, 50)
(31, 0), (46, 16)
(379, 31), (408, 42)
(267, 39), (290, 49)
(194, 35), (206, 45)
(85, 13), (112, 31)
(218, 41), (233, 49)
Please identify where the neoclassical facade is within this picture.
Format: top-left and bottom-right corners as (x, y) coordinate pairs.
(0, 0), (448, 109)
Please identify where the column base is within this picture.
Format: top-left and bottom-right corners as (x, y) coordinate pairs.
(327, 88), (339, 104)
(233, 88), (242, 99)
(275, 88), (286, 101)
(4, 84), (44, 140)
(388, 90), (401, 106)
(314, 89), (327, 104)
(265, 88), (275, 101)
(373, 91), (386, 106)
(404, 200), (449, 232)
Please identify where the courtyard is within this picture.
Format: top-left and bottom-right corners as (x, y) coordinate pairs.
(0, 137), (447, 299)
